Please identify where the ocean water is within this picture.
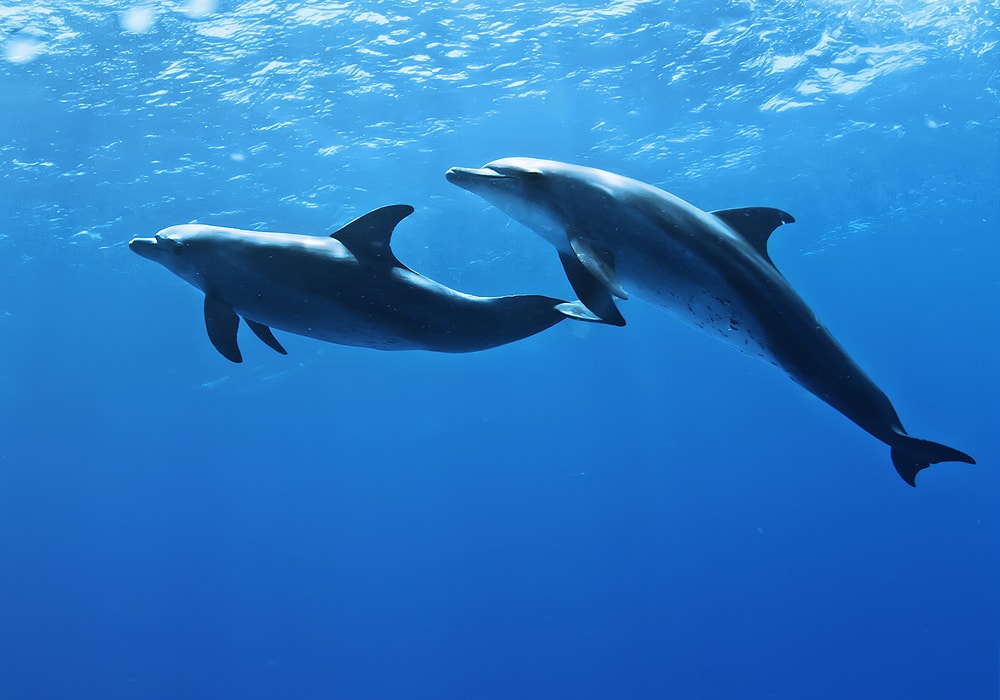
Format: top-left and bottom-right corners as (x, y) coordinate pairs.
(1, 1), (997, 698)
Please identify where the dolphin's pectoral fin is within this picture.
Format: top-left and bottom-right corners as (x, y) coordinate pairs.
(331, 204), (415, 267)
(554, 301), (604, 323)
(245, 319), (287, 355)
(889, 435), (976, 487)
(712, 207), (795, 267)
(568, 236), (628, 300)
(558, 250), (626, 327)
(204, 293), (242, 363)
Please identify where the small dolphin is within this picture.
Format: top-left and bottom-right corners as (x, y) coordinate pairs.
(129, 204), (603, 361)
(446, 157), (975, 486)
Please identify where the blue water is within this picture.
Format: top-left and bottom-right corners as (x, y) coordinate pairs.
(1, 2), (998, 698)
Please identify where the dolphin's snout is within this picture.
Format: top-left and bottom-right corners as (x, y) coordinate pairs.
(445, 166), (505, 183)
(128, 236), (161, 261)
(445, 166), (509, 197)
(128, 236), (156, 250)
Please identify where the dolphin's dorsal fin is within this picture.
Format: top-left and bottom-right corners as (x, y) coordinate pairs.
(568, 235), (629, 301)
(331, 204), (415, 266)
(712, 207), (795, 267)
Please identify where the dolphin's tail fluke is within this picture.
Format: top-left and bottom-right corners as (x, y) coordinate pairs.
(890, 436), (975, 487)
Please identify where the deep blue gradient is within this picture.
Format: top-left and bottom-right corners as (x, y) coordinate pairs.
(1, 2), (997, 699)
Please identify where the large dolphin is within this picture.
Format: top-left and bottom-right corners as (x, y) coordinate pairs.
(446, 157), (975, 486)
(129, 204), (604, 361)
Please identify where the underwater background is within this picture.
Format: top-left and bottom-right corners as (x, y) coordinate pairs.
(1, 1), (998, 698)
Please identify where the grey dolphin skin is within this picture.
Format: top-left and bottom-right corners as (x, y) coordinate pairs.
(446, 157), (975, 486)
(129, 204), (604, 361)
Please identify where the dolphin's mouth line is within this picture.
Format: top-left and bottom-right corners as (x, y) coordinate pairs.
(445, 166), (506, 183)
(128, 237), (161, 261)
(128, 237), (158, 252)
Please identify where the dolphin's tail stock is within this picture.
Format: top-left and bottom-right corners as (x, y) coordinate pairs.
(890, 435), (976, 487)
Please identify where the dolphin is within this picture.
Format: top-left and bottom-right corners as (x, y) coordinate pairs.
(446, 157), (975, 486)
(129, 204), (604, 361)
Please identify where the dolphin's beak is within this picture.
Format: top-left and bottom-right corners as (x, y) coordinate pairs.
(445, 166), (506, 189)
(446, 166), (514, 199)
(128, 236), (160, 261)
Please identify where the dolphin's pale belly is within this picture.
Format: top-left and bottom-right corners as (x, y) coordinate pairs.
(234, 296), (427, 351)
(209, 261), (554, 353)
(615, 240), (775, 363)
(219, 277), (447, 351)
